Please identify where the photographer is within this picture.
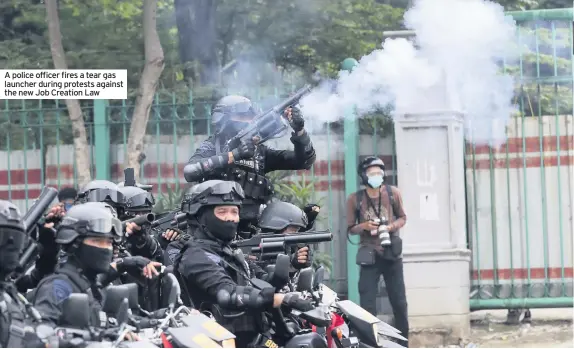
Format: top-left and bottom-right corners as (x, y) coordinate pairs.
(346, 156), (408, 347)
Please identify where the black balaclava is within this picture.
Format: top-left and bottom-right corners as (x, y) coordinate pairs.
(0, 228), (25, 277)
(199, 207), (239, 244)
(73, 239), (114, 275)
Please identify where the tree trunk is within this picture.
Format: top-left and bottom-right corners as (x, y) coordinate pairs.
(45, 0), (92, 188)
(175, 0), (220, 85)
(125, 0), (165, 177)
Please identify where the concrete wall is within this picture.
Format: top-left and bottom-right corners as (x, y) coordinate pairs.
(0, 115), (572, 295)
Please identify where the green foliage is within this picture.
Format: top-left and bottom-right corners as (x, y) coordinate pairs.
(271, 172), (326, 225)
(0, 0), (571, 150)
(153, 185), (187, 213)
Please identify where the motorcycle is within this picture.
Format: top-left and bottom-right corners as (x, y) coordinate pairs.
(291, 266), (406, 348)
(35, 273), (235, 348)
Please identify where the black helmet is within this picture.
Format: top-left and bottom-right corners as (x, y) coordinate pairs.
(0, 200), (25, 233)
(0, 200), (26, 273)
(211, 95), (257, 132)
(78, 180), (125, 207)
(118, 186), (155, 213)
(259, 201), (308, 233)
(181, 180), (245, 215)
(358, 156), (385, 186)
(56, 202), (123, 245)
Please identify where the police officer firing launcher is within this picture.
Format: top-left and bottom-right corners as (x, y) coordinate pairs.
(183, 93), (316, 233)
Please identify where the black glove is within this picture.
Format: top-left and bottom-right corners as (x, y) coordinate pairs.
(231, 141), (255, 161)
(282, 292), (314, 312)
(290, 245), (311, 269)
(116, 256), (151, 274)
(288, 106), (305, 132)
(303, 204), (320, 223)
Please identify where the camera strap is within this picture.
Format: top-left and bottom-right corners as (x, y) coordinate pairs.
(365, 189), (383, 220)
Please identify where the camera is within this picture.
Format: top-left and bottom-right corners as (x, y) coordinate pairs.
(372, 217), (391, 246)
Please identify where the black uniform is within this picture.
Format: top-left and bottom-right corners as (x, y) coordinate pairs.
(0, 200), (44, 348)
(183, 95), (316, 232)
(177, 231), (270, 340)
(117, 185), (164, 311)
(118, 185), (164, 263)
(31, 202), (123, 327)
(15, 224), (60, 294)
(174, 180), (313, 347)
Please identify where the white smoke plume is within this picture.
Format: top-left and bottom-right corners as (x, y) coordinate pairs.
(299, 0), (518, 146)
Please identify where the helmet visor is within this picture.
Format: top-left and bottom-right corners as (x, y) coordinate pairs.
(85, 189), (126, 205)
(184, 181), (245, 202)
(213, 101), (258, 123)
(125, 192), (155, 210)
(60, 215), (123, 242)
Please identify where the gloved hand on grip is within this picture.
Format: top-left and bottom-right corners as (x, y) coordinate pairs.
(284, 106), (305, 133)
(115, 256), (161, 279)
(231, 141), (255, 161)
(281, 292), (314, 312)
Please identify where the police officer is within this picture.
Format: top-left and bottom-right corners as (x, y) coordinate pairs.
(117, 180), (184, 249)
(175, 180), (314, 347)
(183, 95), (316, 234)
(258, 201), (315, 269)
(32, 202), (156, 326)
(117, 185), (167, 311)
(118, 185), (163, 262)
(0, 200), (42, 347)
(15, 204), (65, 293)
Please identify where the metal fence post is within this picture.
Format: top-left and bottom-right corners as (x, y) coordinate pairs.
(93, 100), (110, 180)
(342, 57), (360, 303)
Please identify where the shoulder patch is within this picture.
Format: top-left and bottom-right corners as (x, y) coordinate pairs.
(52, 279), (73, 304)
(203, 252), (222, 264)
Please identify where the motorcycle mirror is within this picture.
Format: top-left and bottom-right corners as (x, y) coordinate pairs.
(102, 284), (130, 315)
(314, 266), (325, 288)
(299, 308), (332, 328)
(270, 254), (290, 288)
(163, 273), (181, 308)
(61, 293), (90, 328)
(296, 267), (314, 292)
(115, 298), (130, 326)
(123, 283), (139, 309)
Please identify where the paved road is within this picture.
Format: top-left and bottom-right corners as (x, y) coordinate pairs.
(469, 308), (573, 348)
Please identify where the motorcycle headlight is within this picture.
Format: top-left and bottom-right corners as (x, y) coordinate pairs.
(373, 323), (382, 347)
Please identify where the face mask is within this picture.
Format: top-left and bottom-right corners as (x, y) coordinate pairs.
(367, 175), (384, 188)
(77, 243), (113, 274)
(64, 203), (74, 211)
(202, 209), (238, 243)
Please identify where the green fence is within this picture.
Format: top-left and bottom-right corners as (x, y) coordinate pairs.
(464, 8), (574, 310)
(0, 8), (572, 308)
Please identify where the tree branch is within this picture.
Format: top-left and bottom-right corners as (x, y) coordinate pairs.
(125, 0), (165, 177)
(45, 0), (92, 187)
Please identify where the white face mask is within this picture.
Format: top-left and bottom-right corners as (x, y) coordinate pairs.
(367, 173), (384, 188)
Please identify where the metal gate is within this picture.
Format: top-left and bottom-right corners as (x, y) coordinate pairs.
(466, 8), (574, 310)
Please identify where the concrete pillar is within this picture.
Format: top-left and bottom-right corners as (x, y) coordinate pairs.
(393, 111), (471, 347)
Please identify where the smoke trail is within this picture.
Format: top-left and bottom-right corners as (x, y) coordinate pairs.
(299, 0), (518, 146)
